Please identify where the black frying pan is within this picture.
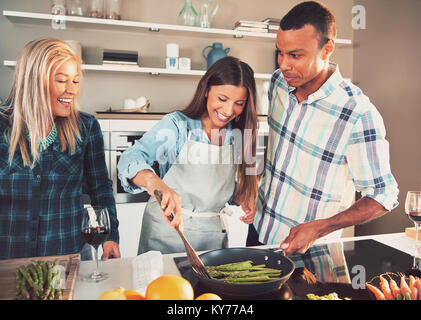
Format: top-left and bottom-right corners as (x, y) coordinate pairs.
(192, 247), (295, 297)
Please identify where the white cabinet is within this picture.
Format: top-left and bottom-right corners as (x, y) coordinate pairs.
(116, 202), (146, 258)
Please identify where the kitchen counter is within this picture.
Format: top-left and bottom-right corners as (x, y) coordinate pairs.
(73, 232), (419, 300)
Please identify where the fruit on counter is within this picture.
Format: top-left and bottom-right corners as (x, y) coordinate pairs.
(195, 293), (222, 300)
(97, 276), (222, 300)
(98, 287), (127, 300)
(97, 287), (145, 300)
(15, 259), (63, 300)
(145, 275), (194, 300)
(206, 260), (283, 283)
(124, 289), (146, 300)
(306, 292), (351, 300)
(366, 273), (421, 300)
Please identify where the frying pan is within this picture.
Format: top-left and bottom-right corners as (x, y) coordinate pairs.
(192, 247), (295, 297)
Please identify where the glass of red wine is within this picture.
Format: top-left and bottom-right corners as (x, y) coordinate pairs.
(405, 191), (421, 261)
(81, 206), (110, 282)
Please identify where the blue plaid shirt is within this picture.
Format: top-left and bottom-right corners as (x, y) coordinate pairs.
(0, 111), (119, 259)
(255, 65), (399, 244)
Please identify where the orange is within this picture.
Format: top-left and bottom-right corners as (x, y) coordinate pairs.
(145, 275), (194, 300)
(97, 287), (127, 300)
(195, 293), (222, 300)
(124, 289), (146, 300)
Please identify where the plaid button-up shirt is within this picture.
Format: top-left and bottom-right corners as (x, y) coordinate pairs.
(0, 111), (119, 259)
(255, 65), (399, 245)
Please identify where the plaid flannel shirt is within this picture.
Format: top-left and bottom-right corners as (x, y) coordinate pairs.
(255, 65), (399, 245)
(0, 111), (119, 259)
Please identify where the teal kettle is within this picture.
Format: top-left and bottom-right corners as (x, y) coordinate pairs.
(202, 42), (230, 69)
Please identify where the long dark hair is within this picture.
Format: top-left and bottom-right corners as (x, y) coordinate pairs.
(180, 56), (259, 208)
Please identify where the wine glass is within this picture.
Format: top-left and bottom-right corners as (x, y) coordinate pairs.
(81, 206), (111, 282)
(405, 191), (421, 260)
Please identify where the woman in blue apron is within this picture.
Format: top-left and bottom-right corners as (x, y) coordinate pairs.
(118, 56), (259, 254)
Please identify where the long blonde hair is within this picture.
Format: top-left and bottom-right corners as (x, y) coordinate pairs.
(3, 38), (83, 167)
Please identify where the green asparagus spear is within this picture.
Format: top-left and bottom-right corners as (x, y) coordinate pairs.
(206, 260), (284, 283)
(44, 261), (53, 299)
(209, 269), (281, 279)
(220, 276), (280, 283)
(20, 264), (42, 299)
(40, 261), (49, 299)
(206, 260), (254, 271)
(55, 288), (63, 300)
(15, 268), (22, 300)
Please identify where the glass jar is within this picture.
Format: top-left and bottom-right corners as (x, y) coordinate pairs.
(67, 0), (85, 16)
(51, 0), (66, 15)
(178, 0), (198, 27)
(88, 0), (104, 18)
(105, 0), (121, 20)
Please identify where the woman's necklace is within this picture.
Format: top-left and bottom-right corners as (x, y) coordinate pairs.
(39, 123), (58, 151)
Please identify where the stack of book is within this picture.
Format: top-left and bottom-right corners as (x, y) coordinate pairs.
(233, 20), (268, 33)
(261, 18), (281, 33)
(103, 49), (139, 66)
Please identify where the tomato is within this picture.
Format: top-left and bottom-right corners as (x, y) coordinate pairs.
(145, 275), (194, 300)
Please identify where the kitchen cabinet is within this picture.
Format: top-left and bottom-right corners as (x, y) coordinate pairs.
(115, 202), (146, 258)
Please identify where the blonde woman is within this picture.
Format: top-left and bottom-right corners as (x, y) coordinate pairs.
(0, 38), (120, 260)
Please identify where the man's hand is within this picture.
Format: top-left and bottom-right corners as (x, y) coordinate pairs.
(280, 197), (388, 256)
(280, 220), (326, 256)
(102, 241), (121, 260)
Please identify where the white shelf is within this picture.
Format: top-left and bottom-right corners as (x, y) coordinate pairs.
(3, 60), (272, 80)
(2, 10), (352, 44)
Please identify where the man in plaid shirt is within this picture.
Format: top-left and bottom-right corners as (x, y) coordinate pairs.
(252, 1), (399, 256)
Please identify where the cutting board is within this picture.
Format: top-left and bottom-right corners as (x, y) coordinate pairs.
(0, 253), (80, 300)
(405, 227), (421, 240)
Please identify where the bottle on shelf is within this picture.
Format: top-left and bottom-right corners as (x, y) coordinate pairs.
(88, 0), (104, 18)
(51, 0), (66, 15)
(67, 0), (85, 16)
(105, 0), (122, 20)
(178, 0), (198, 27)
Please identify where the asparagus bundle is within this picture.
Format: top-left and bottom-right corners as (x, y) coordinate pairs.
(15, 259), (63, 300)
(206, 260), (283, 283)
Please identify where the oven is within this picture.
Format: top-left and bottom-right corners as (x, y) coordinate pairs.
(105, 131), (158, 204)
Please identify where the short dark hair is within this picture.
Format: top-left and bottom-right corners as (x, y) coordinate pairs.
(280, 1), (337, 48)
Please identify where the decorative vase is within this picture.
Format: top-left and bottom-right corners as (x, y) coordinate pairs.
(202, 42), (230, 69)
(178, 0), (198, 27)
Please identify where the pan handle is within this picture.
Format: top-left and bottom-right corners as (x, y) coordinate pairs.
(271, 248), (286, 256)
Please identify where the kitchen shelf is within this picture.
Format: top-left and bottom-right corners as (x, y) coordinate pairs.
(2, 10), (352, 44)
(3, 60), (272, 80)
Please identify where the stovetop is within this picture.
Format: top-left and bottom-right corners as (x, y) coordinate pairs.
(174, 239), (417, 300)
